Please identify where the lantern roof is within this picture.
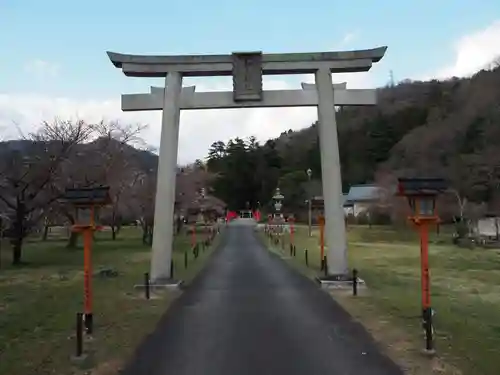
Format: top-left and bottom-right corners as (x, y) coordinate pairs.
(397, 178), (447, 197)
(273, 187), (284, 200)
(63, 186), (111, 206)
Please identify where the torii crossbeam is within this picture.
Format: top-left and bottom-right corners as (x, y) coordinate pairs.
(121, 85), (376, 111)
(107, 47), (387, 285)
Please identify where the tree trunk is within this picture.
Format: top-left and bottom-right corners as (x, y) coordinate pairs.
(12, 237), (23, 265)
(142, 227), (148, 245)
(147, 226), (153, 246)
(176, 217), (183, 235)
(63, 212), (79, 249)
(0, 217), (4, 269)
(495, 218), (499, 241)
(110, 212), (121, 240)
(12, 200), (25, 265)
(11, 225), (24, 265)
(42, 224), (49, 241)
(67, 231), (79, 248)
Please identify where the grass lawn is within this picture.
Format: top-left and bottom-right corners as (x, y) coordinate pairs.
(262, 224), (500, 375)
(0, 225), (221, 375)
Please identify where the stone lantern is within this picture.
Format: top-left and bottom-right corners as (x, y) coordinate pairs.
(272, 187), (284, 220)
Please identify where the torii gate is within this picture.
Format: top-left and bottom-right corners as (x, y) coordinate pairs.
(107, 47), (387, 284)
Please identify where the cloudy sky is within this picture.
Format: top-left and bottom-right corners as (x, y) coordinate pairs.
(1, 0), (500, 164)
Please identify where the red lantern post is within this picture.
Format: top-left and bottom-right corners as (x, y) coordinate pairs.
(63, 187), (111, 335)
(397, 177), (446, 354)
(318, 215), (325, 269)
(191, 224), (197, 248)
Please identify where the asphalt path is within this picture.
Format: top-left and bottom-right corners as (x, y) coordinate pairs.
(120, 219), (403, 375)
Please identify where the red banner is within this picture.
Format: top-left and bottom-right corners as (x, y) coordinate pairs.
(253, 210), (261, 221)
(226, 211), (238, 221)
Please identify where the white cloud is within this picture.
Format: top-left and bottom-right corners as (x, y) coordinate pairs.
(0, 69), (376, 164)
(1, 29), (377, 164)
(424, 19), (500, 80)
(24, 59), (60, 80)
(339, 32), (358, 47)
(8, 21), (500, 164)
(0, 81), (315, 165)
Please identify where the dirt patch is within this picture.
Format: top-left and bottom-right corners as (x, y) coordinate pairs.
(90, 359), (123, 375)
(122, 290), (172, 301)
(332, 294), (462, 375)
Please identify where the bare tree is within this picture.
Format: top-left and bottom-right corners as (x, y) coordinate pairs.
(446, 187), (467, 218)
(40, 205), (59, 241)
(0, 119), (92, 264)
(374, 169), (410, 226)
(91, 121), (147, 240)
(128, 170), (156, 245)
(0, 214), (11, 269)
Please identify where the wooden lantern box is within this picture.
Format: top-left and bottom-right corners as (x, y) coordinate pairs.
(397, 178), (447, 222)
(63, 186), (111, 229)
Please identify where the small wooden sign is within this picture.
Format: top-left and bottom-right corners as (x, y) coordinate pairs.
(232, 52), (263, 102)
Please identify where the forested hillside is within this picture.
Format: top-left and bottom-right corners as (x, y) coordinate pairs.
(206, 64), (500, 215)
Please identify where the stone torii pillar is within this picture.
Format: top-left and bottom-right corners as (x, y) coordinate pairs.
(316, 69), (349, 278)
(150, 72), (181, 285)
(106, 47), (387, 284)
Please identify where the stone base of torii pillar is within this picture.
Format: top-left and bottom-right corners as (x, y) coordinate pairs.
(133, 278), (183, 291)
(316, 275), (367, 290)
